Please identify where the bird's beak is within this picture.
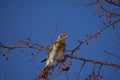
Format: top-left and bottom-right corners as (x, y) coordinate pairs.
(63, 34), (68, 38)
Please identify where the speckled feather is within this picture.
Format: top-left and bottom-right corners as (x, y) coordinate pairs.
(39, 34), (67, 79)
(46, 41), (66, 67)
(46, 34), (67, 67)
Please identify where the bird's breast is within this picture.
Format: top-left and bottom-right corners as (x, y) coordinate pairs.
(46, 42), (65, 67)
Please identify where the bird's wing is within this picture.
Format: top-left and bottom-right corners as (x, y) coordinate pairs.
(41, 45), (53, 62)
(41, 58), (47, 62)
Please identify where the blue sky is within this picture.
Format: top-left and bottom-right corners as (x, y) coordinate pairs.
(0, 0), (120, 80)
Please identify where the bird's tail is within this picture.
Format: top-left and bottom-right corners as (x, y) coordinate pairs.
(38, 66), (50, 79)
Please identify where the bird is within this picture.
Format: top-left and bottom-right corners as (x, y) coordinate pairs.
(38, 33), (67, 79)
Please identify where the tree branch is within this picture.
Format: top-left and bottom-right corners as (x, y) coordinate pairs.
(1, 45), (48, 51)
(69, 19), (120, 56)
(65, 54), (120, 68)
(105, 0), (120, 6)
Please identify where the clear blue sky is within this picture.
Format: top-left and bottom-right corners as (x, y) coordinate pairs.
(0, 0), (120, 80)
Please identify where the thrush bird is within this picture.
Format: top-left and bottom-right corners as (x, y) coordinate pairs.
(38, 33), (67, 79)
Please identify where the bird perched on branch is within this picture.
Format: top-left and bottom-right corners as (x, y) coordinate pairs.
(38, 33), (67, 79)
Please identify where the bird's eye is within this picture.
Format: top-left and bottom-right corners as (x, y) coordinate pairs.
(60, 35), (63, 37)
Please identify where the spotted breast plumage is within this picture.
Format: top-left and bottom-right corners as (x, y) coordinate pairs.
(38, 33), (67, 79)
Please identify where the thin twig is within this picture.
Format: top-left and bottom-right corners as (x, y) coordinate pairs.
(50, 20), (59, 45)
(75, 61), (86, 80)
(104, 50), (120, 60)
(105, 0), (120, 6)
(97, 64), (102, 79)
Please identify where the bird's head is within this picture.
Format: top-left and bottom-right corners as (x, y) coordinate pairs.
(57, 34), (67, 42)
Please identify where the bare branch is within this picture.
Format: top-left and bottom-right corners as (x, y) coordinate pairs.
(65, 54), (120, 68)
(69, 19), (120, 56)
(105, 0), (120, 6)
(1, 45), (48, 51)
(97, 64), (102, 78)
